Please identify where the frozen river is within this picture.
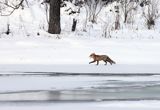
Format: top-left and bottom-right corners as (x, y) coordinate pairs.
(0, 72), (160, 102)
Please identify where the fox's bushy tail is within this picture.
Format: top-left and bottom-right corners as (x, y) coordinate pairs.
(108, 56), (116, 64)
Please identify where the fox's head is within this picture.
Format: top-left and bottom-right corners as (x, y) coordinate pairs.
(89, 53), (96, 58)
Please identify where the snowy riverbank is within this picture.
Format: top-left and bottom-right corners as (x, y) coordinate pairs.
(0, 37), (160, 73)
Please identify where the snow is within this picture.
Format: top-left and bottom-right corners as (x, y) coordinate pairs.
(0, 0), (160, 109)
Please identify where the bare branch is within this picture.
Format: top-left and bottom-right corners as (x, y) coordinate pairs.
(0, 0), (24, 16)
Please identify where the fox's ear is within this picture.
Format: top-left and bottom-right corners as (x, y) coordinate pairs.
(90, 53), (95, 56)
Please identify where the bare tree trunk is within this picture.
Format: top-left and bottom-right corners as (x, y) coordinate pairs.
(72, 19), (77, 31)
(124, 13), (128, 23)
(115, 14), (120, 30)
(48, 0), (61, 34)
(124, 0), (127, 23)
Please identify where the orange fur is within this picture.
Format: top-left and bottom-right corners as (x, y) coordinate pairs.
(89, 53), (116, 65)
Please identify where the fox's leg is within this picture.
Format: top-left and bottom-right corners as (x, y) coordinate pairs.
(103, 60), (107, 65)
(89, 60), (96, 64)
(96, 61), (99, 65)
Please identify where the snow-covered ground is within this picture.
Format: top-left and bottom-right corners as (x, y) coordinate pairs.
(0, 37), (160, 73)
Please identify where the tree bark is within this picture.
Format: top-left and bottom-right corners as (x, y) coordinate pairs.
(72, 19), (77, 31)
(48, 0), (61, 34)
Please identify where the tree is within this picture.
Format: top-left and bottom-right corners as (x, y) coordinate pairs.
(142, 0), (160, 29)
(120, 0), (139, 23)
(48, 0), (61, 34)
(114, 5), (120, 30)
(84, 0), (108, 23)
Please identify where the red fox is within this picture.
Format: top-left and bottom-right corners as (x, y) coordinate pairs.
(89, 53), (116, 65)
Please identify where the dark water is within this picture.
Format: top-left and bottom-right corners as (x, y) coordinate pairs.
(0, 72), (160, 102)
